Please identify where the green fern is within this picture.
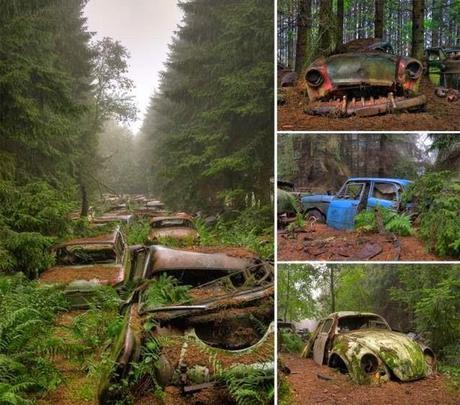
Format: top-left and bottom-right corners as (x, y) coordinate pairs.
(143, 274), (191, 308)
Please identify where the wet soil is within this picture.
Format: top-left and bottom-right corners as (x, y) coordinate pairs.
(278, 77), (460, 131)
(281, 354), (459, 405)
(277, 223), (441, 261)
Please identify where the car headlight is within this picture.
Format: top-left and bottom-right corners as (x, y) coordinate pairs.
(305, 68), (324, 87)
(406, 61), (423, 79)
(360, 353), (379, 374)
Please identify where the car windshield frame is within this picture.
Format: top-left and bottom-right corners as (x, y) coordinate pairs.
(54, 243), (118, 266)
(337, 314), (390, 333)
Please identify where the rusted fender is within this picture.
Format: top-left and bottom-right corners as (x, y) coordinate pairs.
(331, 330), (433, 384)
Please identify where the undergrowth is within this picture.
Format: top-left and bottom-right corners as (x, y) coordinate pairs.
(143, 274), (192, 308)
(219, 365), (274, 405)
(355, 207), (413, 236)
(404, 172), (460, 257)
(279, 330), (304, 353)
(0, 274), (69, 404)
(195, 206), (274, 260)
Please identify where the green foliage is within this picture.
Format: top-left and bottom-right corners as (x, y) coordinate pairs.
(0, 180), (76, 278)
(195, 206), (274, 260)
(279, 330), (304, 353)
(0, 274), (69, 403)
(278, 264), (319, 322)
(405, 172), (460, 257)
(278, 375), (294, 405)
(219, 365), (274, 405)
(126, 220), (150, 246)
(71, 287), (123, 350)
(143, 274), (191, 308)
(139, 0), (273, 213)
(390, 266), (460, 356)
(335, 267), (373, 313)
(354, 207), (413, 236)
(0, 231), (54, 278)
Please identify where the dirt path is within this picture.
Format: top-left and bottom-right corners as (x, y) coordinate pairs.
(277, 224), (442, 261)
(278, 77), (460, 131)
(280, 354), (459, 405)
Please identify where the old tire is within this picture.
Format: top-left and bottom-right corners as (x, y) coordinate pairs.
(306, 209), (325, 223)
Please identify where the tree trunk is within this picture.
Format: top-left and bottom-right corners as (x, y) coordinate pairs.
(318, 0), (333, 56)
(80, 180), (89, 217)
(378, 134), (387, 177)
(411, 0), (425, 60)
(295, 0), (312, 73)
(375, 0), (385, 38)
(337, 0), (344, 50)
(432, 0), (442, 47)
(284, 269), (290, 322)
(330, 268), (335, 313)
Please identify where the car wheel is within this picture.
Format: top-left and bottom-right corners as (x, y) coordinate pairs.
(306, 209), (325, 223)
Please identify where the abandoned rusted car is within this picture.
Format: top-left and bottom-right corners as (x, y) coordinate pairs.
(305, 39), (426, 117)
(149, 215), (199, 243)
(425, 47), (460, 89)
(301, 177), (413, 230)
(39, 230), (137, 308)
(91, 212), (136, 227)
(303, 312), (435, 384)
(97, 248), (274, 402)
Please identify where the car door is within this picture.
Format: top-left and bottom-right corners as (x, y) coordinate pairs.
(326, 181), (365, 230)
(313, 318), (334, 365)
(367, 181), (400, 211)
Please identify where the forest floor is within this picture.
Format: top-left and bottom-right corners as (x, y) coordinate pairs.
(280, 354), (460, 405)
(277, 223), (443, 261)
(278, 76), (460, 131)
(36, 311), (95, 405)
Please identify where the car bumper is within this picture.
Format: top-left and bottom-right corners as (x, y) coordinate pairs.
(306, 93), (427, 117)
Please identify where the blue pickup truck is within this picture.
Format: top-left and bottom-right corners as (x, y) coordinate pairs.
(301, 177), (413, 230)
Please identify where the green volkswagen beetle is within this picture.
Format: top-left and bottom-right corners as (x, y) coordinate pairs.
(303, 311), (436, 384)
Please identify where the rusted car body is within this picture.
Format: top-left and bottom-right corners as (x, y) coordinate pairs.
(303, 312), (435, 384)
(39, 230), (136, 308)
(91, 213), (136, 227)
(305, 39), (426, 117)
(149, 215), (198, 243)
(425, 47), (460, 88)
(97, 249), (274, 402)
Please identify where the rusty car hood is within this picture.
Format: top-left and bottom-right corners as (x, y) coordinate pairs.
(149, 227), (198, 240)
(334, 329), (429, 381)
(321, 53), (398, 87)
(151, 246), (250, 272)
(39, 264), (124, 286)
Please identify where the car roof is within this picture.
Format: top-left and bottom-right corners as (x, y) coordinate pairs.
(347, 177), (412, 186)
(329, 311), (382, 318)
(54, 230), (119, 248)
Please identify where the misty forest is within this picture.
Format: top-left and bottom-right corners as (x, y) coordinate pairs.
(277, 133), (460, 261)
(0, 1), (274, 404)
(278, 0), (460, 130)
(277, 263), (460, 404)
